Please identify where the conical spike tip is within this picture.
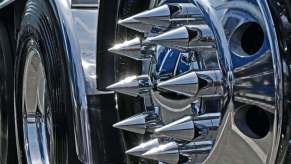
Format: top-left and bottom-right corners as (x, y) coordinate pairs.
(118, 17), (153, 33)
(144, 24), (215, 51)
(126, 139), (160, 157)
(113, 113), (148, 134)
(155, 116), (195, 141)
(133, 5), (171, 28)
(106, 75), (152, 96)
(133, 3), (204, 29)
(157, 71), (199, 97)
(144, 26), (191, 50)
(108, 38), (151, 60)
(108, 38), (141, 54)
(142, 142), (180, 164)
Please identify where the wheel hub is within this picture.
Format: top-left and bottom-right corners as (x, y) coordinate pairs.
(108, 0), (283, 163)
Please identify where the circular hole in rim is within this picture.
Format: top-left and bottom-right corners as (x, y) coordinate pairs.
(230, 22), (265, 56)
(234, 105), (272, 139)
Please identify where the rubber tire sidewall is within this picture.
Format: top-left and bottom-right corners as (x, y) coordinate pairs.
(14, 0), (80, 164)
(0, 20), (17, 164)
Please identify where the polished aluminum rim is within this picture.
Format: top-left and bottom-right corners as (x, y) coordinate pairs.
(22, 46), (50, 164)
(108, 0), (283, 163)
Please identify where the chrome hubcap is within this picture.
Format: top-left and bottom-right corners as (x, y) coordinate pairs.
(108, 0), (283, 163)
(22, 46), (50, 164)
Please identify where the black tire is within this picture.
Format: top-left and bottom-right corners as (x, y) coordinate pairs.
(115, 1), (155, 163)
(0, 20), (17, 164)
(14, 0), (80, 163)
(97, 0), (157, 163)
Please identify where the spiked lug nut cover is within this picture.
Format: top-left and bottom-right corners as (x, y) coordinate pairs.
(157, 70), (223, 97)
(106, 75), (152, 97)
(113, 113), (148, 134)
(118, 17), (154, 33)
(144, 26), (194, 51)
(126, 3), (203, 29)
(142, 140), (214, 164)
(155, 113), (221, 141)
(126, 139), (160, 157)
(157, 71), (199, 97)
(130, 4), (171, 28)
(143, 142), (180, 164)
(108, 38), (153, 60)
(113, 111), (160, 134)
(144, 25), (215, 51)
(155, 116), (196, 141)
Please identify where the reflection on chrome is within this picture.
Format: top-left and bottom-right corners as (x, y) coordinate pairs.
(109, 0), (284, 163)
(23, 48), (50, 164)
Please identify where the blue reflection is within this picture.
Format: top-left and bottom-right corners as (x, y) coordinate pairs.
(176, 54), (191, 75)
(156, 47), (191, 77)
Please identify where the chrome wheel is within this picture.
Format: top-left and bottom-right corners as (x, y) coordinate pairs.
(108, 0), (285, 163)
(22, 46), (50, 164)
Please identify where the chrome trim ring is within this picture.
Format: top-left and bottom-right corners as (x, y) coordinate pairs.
(22, 47), (50, 164)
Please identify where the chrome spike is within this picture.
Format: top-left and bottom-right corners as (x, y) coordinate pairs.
(157, 70), (223, 97)
(106, 75), (152, 97)
(142, 140), (213, 164)
(118, 17), (153, 33)
(113, 111), (160, 134)
(155, 116), (195, 141)
(157, 71), (199, 97)
(142, 142), (180, 164)
(113, 113), (147, 134)
(155, 113), (220, 141)
(132, 4), (171, 28)
(132, 3), (203, 29)
(126, 139), (160, 157)
(144, 25), (215, 52)
(108, 38), (153, 60)
(144, 26), (191, 51)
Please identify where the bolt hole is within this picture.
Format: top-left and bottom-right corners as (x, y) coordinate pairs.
(230, 22), (264, 56)
(245, 108), (270, 138)
(234, 105), (272, 139)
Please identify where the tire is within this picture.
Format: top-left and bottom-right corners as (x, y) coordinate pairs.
(97, 0), (156, 163)
(0, 20), (17, 164)
(14, 0), (80, 163)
